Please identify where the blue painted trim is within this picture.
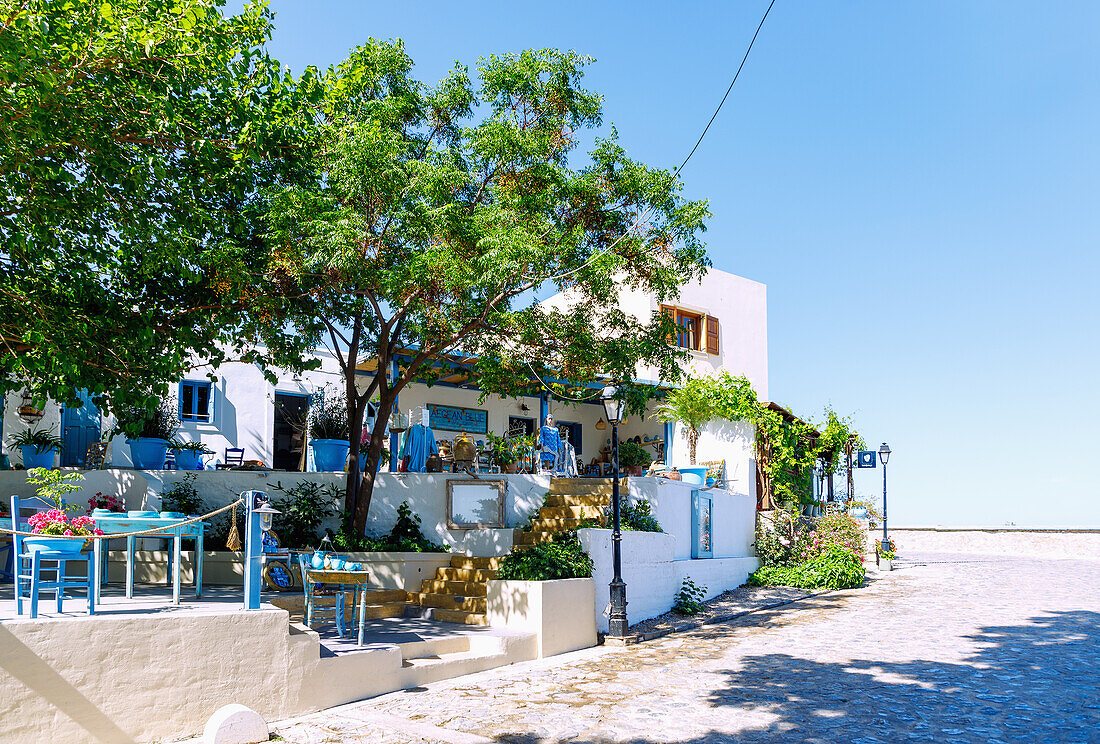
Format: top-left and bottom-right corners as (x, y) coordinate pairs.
(663, 420), (674, 465)
(179, 380), (213, 423)
(243, 490), (266, 610)
(539, 395), (549, 426)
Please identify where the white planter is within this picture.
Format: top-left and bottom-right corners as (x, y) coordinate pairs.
(487, 578), (597, 658)
(879, 558), (893, 571)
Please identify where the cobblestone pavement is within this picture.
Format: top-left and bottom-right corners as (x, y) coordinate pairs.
(273, 554), (1100, 743)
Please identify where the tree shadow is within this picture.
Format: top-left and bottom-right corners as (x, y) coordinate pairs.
(488, 609), (1100, 743)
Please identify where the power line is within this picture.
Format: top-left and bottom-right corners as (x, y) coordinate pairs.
(674, 0), (778, 175)
(536, 0), (779, 286)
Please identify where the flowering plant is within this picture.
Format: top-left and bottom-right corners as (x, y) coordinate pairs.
(27, 509), (103, 537)
(87, 491), (125, 512)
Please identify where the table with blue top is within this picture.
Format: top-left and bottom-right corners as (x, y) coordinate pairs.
(89, 512), (205, 606)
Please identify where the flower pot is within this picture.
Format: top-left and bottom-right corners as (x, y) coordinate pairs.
(23, 536), (86, 556)
(174, 449), (204, 471)
(679, 466), (708, 485)
(311, 439), (350, 472)
(663, 468), (682, 481)
(19, 445), (55, 469)
(502, 462), (518, 474)
(625, 465), (645, 477)
(879, 558), (893, 572)
(128, 438), (171, 470)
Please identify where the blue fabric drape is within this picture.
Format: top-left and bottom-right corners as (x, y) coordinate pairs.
(401, 424), (438, 472)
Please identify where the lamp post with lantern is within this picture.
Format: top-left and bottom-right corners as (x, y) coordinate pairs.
(878, 442), (891, 546)
(600, 385), (628, 638)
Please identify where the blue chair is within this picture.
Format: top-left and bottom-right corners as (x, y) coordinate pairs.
(12, 496), (95, 618)
(296, 553), (346, 635)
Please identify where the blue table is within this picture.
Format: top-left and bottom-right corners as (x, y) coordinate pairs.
(91, 515), (205, 605)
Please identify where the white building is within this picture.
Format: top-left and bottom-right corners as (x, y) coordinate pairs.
(1, 266), (767, 478)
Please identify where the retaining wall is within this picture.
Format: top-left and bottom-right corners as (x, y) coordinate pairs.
(891, 527), (1100, 560)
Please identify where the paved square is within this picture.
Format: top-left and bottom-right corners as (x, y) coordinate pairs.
(274, 554), (1100, 743)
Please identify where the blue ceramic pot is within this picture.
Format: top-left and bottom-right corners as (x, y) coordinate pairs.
(20, 445), (55, 470)
(310, 551), (325, 569)
(679, 466), (708, 485)
(128, 438), (171, 470)
(311, 439), (350, 472)
(23, 536), (85, 556)
(174, 449), (204, 471)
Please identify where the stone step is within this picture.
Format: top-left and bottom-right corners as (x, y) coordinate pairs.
(357, 602), (409, 620)
(435, 567), (497, 582)
(419, 579), (488, 597)
(539, 505), (605, 520)
(528, 516), (596, 532)
(545, 492), (611, 507)
(549, 481), (613, 496)
(449, 555), (505, 570)
(410, 593), (487, 613)
(429, 608), (489, 626)
(517, 531), (558, 546)
(270, 593), (410, 619)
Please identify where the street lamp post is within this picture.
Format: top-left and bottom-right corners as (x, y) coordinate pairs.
(878, 442), (891, 546)
(601, 385), (628, 638)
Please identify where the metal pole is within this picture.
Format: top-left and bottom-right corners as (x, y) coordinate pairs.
(608, 422), (628, 637)
(881, 462), (888, 545)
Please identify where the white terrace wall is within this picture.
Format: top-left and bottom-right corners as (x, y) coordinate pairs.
(579, 478), (759, 633)
(0, 470), (550, 555)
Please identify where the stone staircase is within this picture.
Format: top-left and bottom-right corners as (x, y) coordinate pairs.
(409, 478), (614, 625)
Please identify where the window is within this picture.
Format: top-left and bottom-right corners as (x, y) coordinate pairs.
(557, 421), (582, 454)
(661, 305), (720, 355)
(180, 380), (213, 422)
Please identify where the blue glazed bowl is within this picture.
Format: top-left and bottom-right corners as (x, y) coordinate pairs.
(331, 558), (346, 570)
(159, 511), (183, 519)
(127, 510), (158, 518)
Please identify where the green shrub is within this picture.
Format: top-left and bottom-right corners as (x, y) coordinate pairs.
(748, 546), (865, 590)
(159, 474), (204, 515)
(616, 498), (662, 532)
(495, 537), (594, 581)
(270, 480), (340, 549)
(617, 441), (652, 469)
(7, 426), (63, 453)
(671, 577), (707, 615)
(308, 389), (349, 440)
(332, 500), (447, 553)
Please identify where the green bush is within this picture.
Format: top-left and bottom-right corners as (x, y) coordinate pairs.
(332, 500), (447, 553)
(748, 546), (865, 590)
(617, 498), (662, 532)
(270, 480), (340, 549)
(495, 536), (594, 581)
(617, 441), (652, 469)
(159, 474), (204, 515)
(671, 577), (707, 615)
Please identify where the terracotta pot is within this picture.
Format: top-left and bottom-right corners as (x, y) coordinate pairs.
(503, 462), (518, 474)
(664, 468), (682, 481)
(625, 465), (645, 477)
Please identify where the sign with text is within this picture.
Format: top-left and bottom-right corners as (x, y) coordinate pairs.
(856, 450), (877, 468)
(428, 404), (488, 434)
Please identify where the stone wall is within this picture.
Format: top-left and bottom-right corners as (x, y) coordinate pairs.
(891, 527), (1100, 560)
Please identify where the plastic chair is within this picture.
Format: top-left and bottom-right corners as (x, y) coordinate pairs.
(297, 553), (346, 635)
(11, 496), (95, 618)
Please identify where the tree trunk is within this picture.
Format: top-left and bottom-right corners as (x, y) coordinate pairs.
(688, 428), (699, 465)
(350, 389), (397, 535)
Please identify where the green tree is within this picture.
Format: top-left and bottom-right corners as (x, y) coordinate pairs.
(654, 375), (721, 464)
(260, 41), (710, 532)
(0, 0), (310, 417)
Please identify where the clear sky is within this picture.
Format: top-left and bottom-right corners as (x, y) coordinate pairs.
(256, 1), (1100, 526)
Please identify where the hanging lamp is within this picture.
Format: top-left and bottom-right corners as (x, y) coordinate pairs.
(18, 390), (44, 425)
(595, 417), (607, 431)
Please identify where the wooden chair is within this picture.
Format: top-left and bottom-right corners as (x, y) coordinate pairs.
(699, 459), (727, 487)
(85, 442), (109, 470)
(219, 448), (245, 469)
(297, 553), (347, 635)
(11, 495), (95, 618)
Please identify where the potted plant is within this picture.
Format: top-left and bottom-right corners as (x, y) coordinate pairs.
(172, 440), (213, 471)
(7, 427), (63, 469)
(117, 398), (179, 470)
(618, 441), (652, 476)
(22, 468), (103, 556)
(876, 539), (896, 571)
(87, 491), (125, 513)
(308, 391), (350, 471)
(487, 432), (521, 473)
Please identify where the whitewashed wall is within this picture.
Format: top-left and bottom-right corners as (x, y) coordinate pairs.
(628, 477), (756, 560)
(0, 353), (344, 469)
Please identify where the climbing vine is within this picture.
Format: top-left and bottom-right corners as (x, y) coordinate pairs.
(661, 372), (860, 508)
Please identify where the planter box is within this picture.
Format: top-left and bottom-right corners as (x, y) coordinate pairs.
(486, 578), (596, 658)
(879, 558), (893, 571)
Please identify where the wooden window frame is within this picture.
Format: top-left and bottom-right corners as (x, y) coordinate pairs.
(660, 305), (720, 355)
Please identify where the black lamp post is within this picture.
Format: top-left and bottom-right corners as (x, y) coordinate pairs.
(600, 385), (628, 638)
(878, 442), (891, 546)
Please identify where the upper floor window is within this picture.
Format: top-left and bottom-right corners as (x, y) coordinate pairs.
(180, 380), (213, 422)
(661, 305), (720, 355)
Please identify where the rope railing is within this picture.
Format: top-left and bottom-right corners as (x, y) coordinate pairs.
(0, 498), (243, 540)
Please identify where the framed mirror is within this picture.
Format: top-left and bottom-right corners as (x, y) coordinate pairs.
(447, 478), (505, 529)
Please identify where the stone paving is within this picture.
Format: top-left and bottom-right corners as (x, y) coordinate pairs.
(272, 553), (1100, 743)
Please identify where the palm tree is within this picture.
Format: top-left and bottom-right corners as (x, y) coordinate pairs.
(654, 378), (717, 465)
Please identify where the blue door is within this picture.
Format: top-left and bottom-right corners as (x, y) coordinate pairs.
(61, 390), (101, 467)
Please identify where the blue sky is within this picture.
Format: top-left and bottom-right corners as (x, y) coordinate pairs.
(258, 1), (1100, 526)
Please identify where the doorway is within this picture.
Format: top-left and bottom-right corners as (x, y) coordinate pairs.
(273, 393), (309, 471)
(61, 390), (100, 467)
